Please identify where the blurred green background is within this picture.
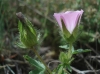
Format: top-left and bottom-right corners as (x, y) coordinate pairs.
(0, 0), (100, 50)
(0, 0), (100, 73)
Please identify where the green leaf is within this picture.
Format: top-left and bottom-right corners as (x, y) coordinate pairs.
(66, 64), (72, 72)
(56, 64), (67, 74)
(24, 55), (45, 74)
(58, 66), (63, 74)
(29, 70), (44, 74)
(73, 49), (91, 54)
(59, 45), (74, 52)
(59, 45), (68, 50)
(59, 52), (67, 63)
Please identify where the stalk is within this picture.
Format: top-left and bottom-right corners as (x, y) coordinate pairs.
(67, 43), (73, 60)
(31, 48), (52, 74)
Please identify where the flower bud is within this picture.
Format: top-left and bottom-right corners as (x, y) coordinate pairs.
(17, 12), (37, 48)
(54, 10), (83, 43)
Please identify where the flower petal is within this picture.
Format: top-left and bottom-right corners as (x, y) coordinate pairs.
(75, 10), (84, 25)
(53, 13), (63, 29)
(61, 10), (83, 34)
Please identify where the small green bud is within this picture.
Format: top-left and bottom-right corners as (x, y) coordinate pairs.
(17, 12), (37, 48)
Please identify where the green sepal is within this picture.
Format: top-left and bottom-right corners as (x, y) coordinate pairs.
(62, 20), (78, 43)
(65, 35), (75, 43)
(62, 20), (71, 39)
(72, 25), (78, 39)
(18, 19), (37, 48)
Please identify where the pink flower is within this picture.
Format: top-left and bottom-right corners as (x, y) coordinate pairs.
(53, 10), (84, 34)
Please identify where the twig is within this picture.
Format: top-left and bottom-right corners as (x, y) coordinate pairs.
(87, 56), (100, 64)
(0, 64), (15, 69)
(88, 56), (100, 59)
(5, 59), (27, 64)
(71, 66), (100, 74)
(6, 65), (15, 74)
(48, 60), (60, 67)
(84, 43), (99, 55)
(81, 54), (97, 74)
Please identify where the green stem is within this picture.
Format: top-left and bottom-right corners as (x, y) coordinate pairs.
(68, 43), (73, 59)
(69, 43), (72, 57)
(65, 43), (73, 74)
(31, 48), (52, 74)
